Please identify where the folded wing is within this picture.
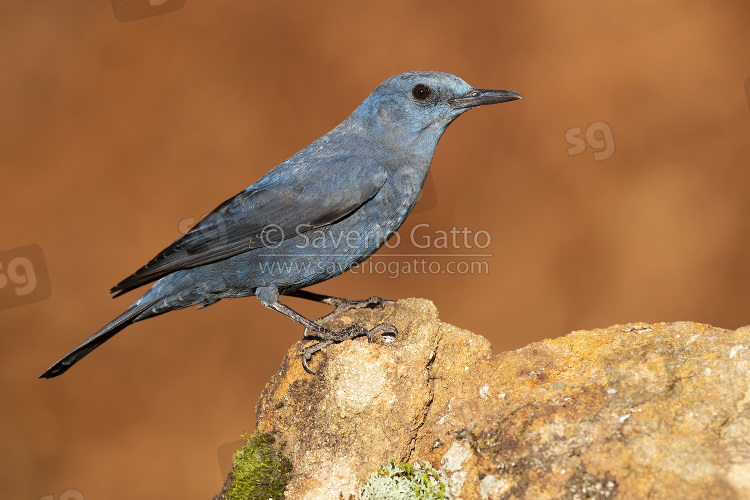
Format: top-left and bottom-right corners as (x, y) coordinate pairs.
(111, 157), (388, 296)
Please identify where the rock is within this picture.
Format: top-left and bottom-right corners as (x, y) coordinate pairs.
(219, 298), (750, 499)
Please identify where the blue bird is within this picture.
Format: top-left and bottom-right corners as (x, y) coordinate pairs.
(40, 71), (521, 377)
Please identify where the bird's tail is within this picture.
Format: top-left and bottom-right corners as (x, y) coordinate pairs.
(39, 297), (160, 379)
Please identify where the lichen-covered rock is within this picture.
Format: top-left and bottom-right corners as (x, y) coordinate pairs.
(253, 298), (446, 499)
(360, 459), (447, 499)
(217, 299), (750, 499)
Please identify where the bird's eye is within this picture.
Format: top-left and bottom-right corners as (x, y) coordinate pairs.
(412, 84), (432, 101)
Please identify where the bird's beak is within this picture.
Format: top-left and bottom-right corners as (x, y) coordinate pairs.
(449, 88), (522, 110)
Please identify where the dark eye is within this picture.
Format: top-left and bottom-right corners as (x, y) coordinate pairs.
(412, 84), (432, 101)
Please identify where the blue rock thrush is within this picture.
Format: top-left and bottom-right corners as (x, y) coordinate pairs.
(40, 71), (521, 378)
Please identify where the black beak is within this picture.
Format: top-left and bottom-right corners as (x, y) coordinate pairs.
(449, 88), (522, 110)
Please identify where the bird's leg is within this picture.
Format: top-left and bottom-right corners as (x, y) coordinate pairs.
(256, 287), (397, 374)
(288, 289), (393, 321)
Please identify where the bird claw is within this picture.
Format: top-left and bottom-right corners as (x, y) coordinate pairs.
(301, 356), (316, 375)
(299, 322), (398, 374)
(365, 322), (398, 343)
(301, 339), (332, 375)
(321, 295), (392, 320)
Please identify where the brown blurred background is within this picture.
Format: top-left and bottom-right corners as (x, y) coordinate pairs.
(2, 1), (749, 498)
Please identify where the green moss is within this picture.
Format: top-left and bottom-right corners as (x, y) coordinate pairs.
(361, 459), (449, 500)
(228, 431), (292, 500)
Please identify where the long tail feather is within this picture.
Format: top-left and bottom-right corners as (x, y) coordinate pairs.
(40, 298), (158, 378)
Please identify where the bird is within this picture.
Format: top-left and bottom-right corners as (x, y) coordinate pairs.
(40, 71), (521, 378)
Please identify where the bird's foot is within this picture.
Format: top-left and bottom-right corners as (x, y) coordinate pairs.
(301, 322), (398, 374)
(320, 295), (393, 321)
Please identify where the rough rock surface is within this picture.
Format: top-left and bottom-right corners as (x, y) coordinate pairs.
(222, 298), (750, 499)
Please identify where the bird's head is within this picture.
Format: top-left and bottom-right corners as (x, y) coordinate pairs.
(350, 71), (521, 153)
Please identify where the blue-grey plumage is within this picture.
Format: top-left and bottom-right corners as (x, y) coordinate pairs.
(40, 71), (521, 378)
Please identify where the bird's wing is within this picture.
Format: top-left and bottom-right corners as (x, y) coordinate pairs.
(110, 156), (388, 296)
